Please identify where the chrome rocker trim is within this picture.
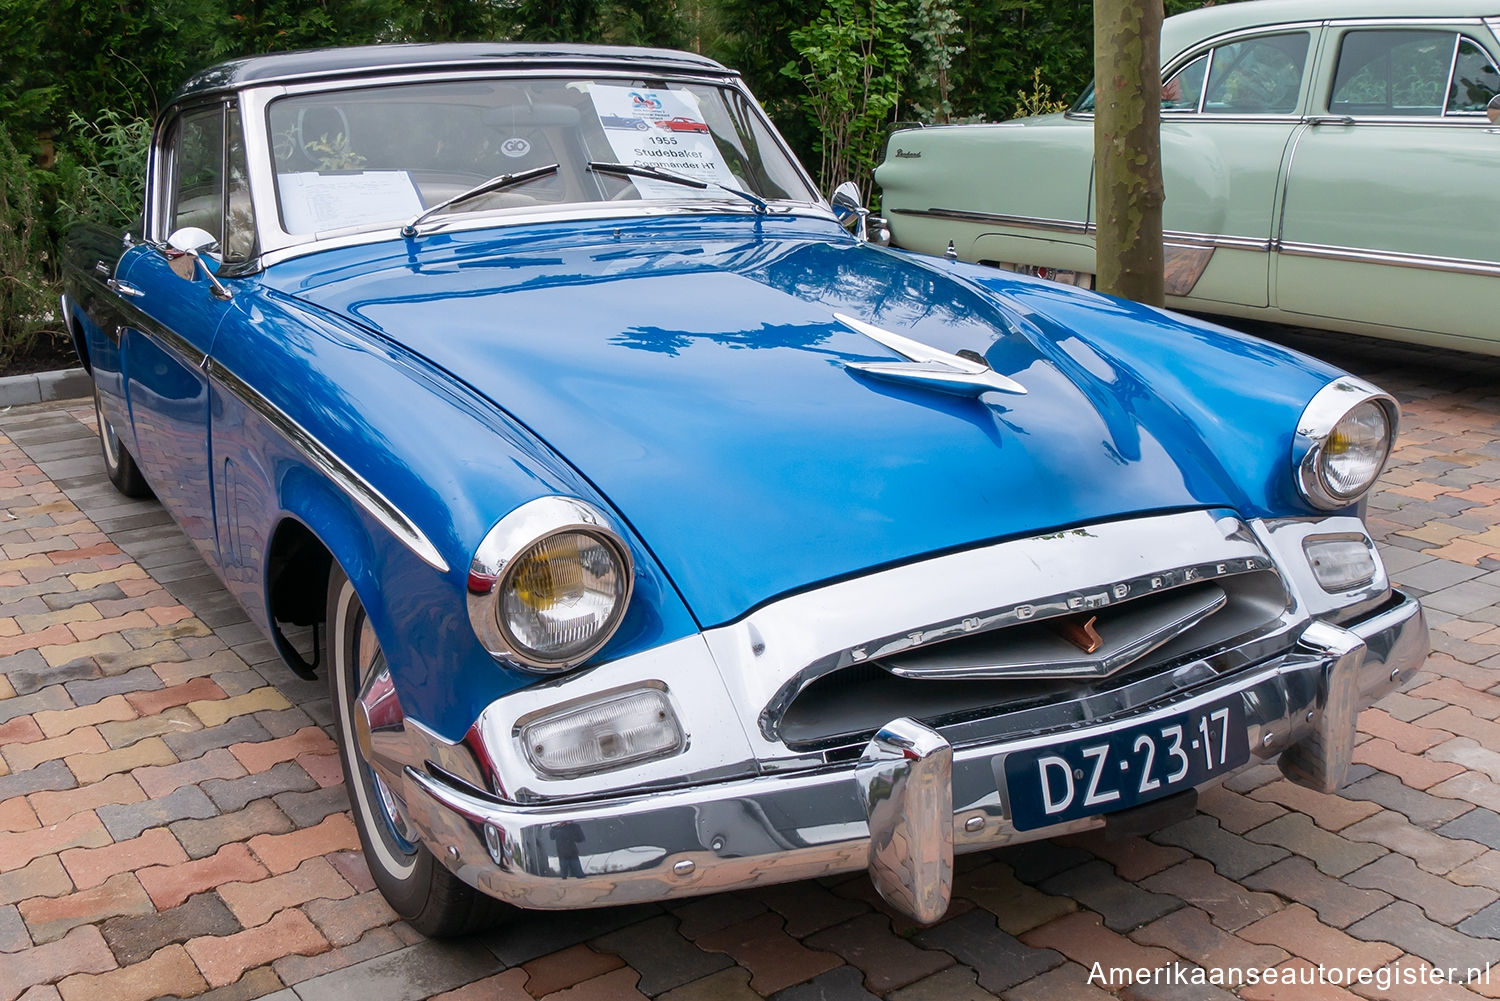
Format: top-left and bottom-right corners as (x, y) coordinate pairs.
(401, 590), (1425, 916)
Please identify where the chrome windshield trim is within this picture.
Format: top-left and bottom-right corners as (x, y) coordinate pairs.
(254, 201), (835, 270)
(239, 72), (824, 261)
(1277, 241), (1500, 278)
(205, 358), (450, 573)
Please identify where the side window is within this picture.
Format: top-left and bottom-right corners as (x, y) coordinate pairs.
(168, 107), (225, 244)
(224, 107), (256, 261)
(1201, 32), (1310, 114)
(1448, 38), (1500, 114)
(1330, 30), (1453, 116)
(1162, 54), (1208, 112)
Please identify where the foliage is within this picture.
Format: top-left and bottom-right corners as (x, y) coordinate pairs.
(55, 111), (152, 231)
(0, 128), (60, 366)
(783, 0), (912, 197)
(1013, 67), (1070, 119)
(910, 0), (964, 123)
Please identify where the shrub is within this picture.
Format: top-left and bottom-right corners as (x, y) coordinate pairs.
(0, 128), (59, 369)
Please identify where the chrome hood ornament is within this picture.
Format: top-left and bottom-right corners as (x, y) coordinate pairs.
(835, 312), (1027, 397)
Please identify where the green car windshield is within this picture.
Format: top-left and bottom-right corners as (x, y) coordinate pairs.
(266, 76), (819, 235)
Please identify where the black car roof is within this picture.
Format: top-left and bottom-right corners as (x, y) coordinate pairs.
(170, 42), (735, 104)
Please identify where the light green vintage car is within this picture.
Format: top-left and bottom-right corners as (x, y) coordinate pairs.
(876, 0), (1500, 355)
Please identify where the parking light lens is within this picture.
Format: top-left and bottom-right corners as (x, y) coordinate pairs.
(1303, 536), (1376, 592)
(521, 689), (684, 777)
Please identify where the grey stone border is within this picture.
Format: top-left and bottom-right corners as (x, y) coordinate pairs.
(0, 367), (92, 407)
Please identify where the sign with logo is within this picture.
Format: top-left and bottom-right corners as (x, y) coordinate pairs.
(589, 85), (740, 198)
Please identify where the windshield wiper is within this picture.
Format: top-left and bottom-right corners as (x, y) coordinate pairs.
(587, 161), (768, 214)
(402, 163), (561, 237)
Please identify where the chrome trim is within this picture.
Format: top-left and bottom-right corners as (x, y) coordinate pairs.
(890, 206), (1088, 235)
(399, 591), (1426, 914)
(1252, 517), (1389, 624)
(881, 583), (1229, 681)
(115, 295), (208, 371)
(836, 311), (1027, 396)
(888, 208), (1272, 253)
(857, 718), (952, 923)
(1292, 378), (1399, 512)
(1445, 33), (1465, 118)
(465, 496), (634, 673)
(1278, 240), (1500, 278)
(236, 70), (825, 264)
(205, 358), (449, 572)
(702, 510), (1277, 751)
(106, 278), (144, 298)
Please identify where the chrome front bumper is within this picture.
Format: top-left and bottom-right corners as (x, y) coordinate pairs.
(402, 590), (1426, 918)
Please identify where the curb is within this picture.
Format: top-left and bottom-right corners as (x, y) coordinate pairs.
(0, 368), (91, 407)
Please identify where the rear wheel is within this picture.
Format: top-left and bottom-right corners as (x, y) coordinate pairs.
(327, 565), (507, 937)
(93, 385), (151, 498)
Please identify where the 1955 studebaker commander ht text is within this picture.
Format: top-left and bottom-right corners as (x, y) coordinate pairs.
(61, 44), (1429, 935)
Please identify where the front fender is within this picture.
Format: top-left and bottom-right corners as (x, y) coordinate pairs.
(211, 279), (697, 740)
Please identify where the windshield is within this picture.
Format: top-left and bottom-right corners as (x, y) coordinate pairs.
(266, 76), (820, 235)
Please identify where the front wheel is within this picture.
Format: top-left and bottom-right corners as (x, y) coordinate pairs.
(93, 385), (151, 498)
(327, 565), (507, 936)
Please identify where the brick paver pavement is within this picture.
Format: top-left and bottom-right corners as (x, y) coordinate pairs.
(1, 325), (1498, 1001)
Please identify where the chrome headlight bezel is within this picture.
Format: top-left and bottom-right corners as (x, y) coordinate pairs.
(467, 497), (634, 673)
(1293, 378), (1398, 511)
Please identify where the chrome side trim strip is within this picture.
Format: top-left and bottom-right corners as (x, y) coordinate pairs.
(893, 207), (1500, 278)
(889, 208), (1272, 253)
(1278, 241), (1500, 278)
(206, 358), (450, 573)
(891, 207), (1088, 234)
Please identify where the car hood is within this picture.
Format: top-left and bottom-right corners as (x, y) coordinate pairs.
(278, 219), (1255, 628)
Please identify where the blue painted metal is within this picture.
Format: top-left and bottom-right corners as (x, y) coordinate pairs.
(262, 214), (1343, 631)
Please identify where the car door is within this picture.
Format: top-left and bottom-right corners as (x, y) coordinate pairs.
(1275, 23), (1500, 348)
(118, 101), (253, 568)
(1146, 26), (1320, 307)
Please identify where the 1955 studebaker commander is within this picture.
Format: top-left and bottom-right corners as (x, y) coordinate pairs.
(877, 0), (1500, 356)
(62, 43), (1428, 936)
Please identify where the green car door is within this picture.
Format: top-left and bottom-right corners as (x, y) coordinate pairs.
(1147, 26), (1321, 308)
(1276, 22), (1500, 352)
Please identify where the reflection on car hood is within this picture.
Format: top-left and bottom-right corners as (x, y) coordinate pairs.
(278, 219), (1253, 628)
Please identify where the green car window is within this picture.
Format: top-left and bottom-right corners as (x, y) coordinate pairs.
(1163, 55), (1208, 112)
(1331, 30), (1453, 116)
(1202, 32), (1309, 114)
(1448, 37), (1500, 114)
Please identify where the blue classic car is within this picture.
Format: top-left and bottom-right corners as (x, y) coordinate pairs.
(62, 43), (1427, 935)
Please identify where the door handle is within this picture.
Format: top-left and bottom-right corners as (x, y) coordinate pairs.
(1307, 116), (1355, 126)
(106, 278), (144, 298)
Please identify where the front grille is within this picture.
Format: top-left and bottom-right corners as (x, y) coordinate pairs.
(778, 568), (1289, 752)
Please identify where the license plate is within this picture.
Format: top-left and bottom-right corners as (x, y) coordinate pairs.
(1001, 697), (1249, 831)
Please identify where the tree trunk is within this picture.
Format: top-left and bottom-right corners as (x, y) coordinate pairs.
(1093, 0), (1165, 305)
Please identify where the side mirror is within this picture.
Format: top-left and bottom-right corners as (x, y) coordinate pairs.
(166, 227), (233, 300)
(830, 181), (871, 242)
(1488, 93), (1499, 124)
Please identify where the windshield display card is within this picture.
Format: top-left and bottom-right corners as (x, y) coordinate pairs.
(589, 85), (741, 197)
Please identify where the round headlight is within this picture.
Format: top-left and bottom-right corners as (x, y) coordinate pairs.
(498, 530), (629, 666)
(1320, 400), (1390, 500)
(467, 497), (634, 672)
(1295, 380), (1397, 511)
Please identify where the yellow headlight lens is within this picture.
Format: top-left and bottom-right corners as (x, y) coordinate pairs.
(498, 530), (627, 665)
(1320, 400), (1390, 500)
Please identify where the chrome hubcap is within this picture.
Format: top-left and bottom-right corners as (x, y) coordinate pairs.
(354, 614), (419, 854)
